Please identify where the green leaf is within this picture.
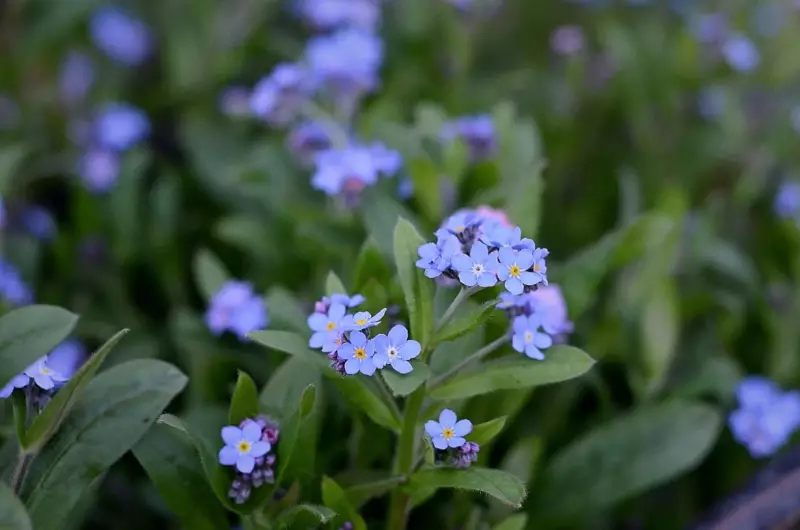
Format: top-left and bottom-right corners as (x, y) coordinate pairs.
(265, 287), (309, 334)
(470, 417), (507, 446)
(193, 249), (229, 301)
(405, 467), (527, 508)
(0, 481), (31, 530)
(21, 360), (188, 530)
(325, 271), (347, 297)
(342, 474), (406, 509)
(533, 399), (723, 523)
(132, 424), (228, 530)
(248, 331), (325, 367)
(434, 299), (498, 345)
(276, 504), (336, 529)
(430, 346), (595, 400)
(408, 158), (442, 222)
(492, 514), (527, 530)
(381, 364), (430, 397)
(24, 329), (129, 452)
(0, 305), (79, 389)
(361, 187), (419, 264)
(638, 278), (679, 396)
(276, 385), (317, 484)
(321, 476), (367, 530)
(393, 218), (435, 346)
(353, 238), (390, 291)
(261, 356), (322, 415)
(229, 371), (259, 425)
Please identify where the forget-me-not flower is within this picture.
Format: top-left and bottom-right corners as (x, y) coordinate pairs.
(512, 314), (553, 360)
(529, 284), (574, 336)
(416, 235), (460, 278)
(308, 303), (352, 348)
(337, 331), (376, 375)
(348, 308), (387, 331)
(206, 281), (269, 340)
(59, 51), (95, 103)
(288, 121), (332, 163)
(441, 115), (496, 162)
(530, 248), (549, 285)
(451, 242), (499, 287)
(219, 422), (271, 473)
(90, 7), (152, 66)
(0, 373), (30, 399)
(79, 149), (120, 193)
(299, 0), (381, 30)
(425, 409), (473, 450)
(729, 377), (800, 458)
(250, 63), (315, 125)
(25, 358), (69, 391)
(21, 206), (56, 241)
(305, 28), (383, 96)
(480, 224), (522, 249)
(321, 331), (346, 354)
(497, 247), (538, 295)
(0, 259), (33, 307)
(325, 293), (366, 308)
(372, 324), (421, 374)
(775, 182), (800, 221)
(722, 35), (760, 73)
(47, 339), (87, 379)
(94, 103), (150, 151)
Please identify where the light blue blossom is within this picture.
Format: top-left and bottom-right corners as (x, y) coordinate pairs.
(305, 28), (383, 95)
(512, 314), (553, 360)
(94, 103), (150, 151)
(321, 331), (346, 354)
(529, 285), (574, 336)
(722, 35), (760, 73)
(59, 51), (95, 103)
(325, 293), (366, 308)
(425, 409), (472, 450)
(288, 121), (332, 162)
(348, 308), (387, 331)
(480, 224), (522, 249)
(438, 209), (482, 238)
(372, 325), (421, 374)
(21, 206), (56, 241)
(205, 281), (269, 340)
(369, 142), (403, 176)
(311, 145), (400, 198)
(729, 377), (800, 458)
(89, 7), (152, 66)
(0, 373), (30, 399)
(250, 63), (315, 125)
(25, 358), (69, 391)
(308, 303), (351, 348)
(78, 149), (120, 193)
(0, 259), (33, 307)
(219, 423), (271, 474)
(497, 247), (537, 295)
(530, 248), (549, 285)
(298, 0), (381, 30)
(47, 339), (87, 379)
(337, 331), (376, 375)
(441, 115), (496, 162)
(416, 235), (461, 278)
(451, 242), (499, 287)
(775, 182), (800, 220)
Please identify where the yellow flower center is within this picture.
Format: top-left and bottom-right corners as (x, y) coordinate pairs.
(524, 331), (533, 343)
(442, 428), (454, 439)
(354, 347), (367, 360)
(454, 225), (465, 233)
(40, 367), (52, 375)
(237, 441), (251, 454)
(509, 265), (521, 277)
(533, 263), (541, 273)
(356, 318), (367, 326)
(326, 321), (336, 331)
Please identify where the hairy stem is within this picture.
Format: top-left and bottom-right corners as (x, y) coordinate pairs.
(11, 451), (33, 495)
(387, 387), (425, 530)
(428, 334), (510, 388)
(435, 287), (476, 334)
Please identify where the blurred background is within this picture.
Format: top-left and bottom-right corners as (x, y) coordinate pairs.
(3, 0), (800, 528)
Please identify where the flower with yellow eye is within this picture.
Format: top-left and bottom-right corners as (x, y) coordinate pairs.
(347, 307), (387, 331)
(218, 422), (271, 474)
(511, 314), (553, 360)
(307, 303), (352, 349)
(337, 331), (376, 376)
(425, 409), (473, 450)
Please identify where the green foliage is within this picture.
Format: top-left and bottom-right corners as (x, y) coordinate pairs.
(0, 481), (31, 530)
(404, 467), (527, 508)
(393, 218), (435, 347)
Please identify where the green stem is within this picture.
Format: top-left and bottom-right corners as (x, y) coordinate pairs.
(428, 334), (510, 388)
(11, 451), (33, 495)
(387, 388), (425, 530)
(12, 393), (27, 447)
(436, 287), (476, 333)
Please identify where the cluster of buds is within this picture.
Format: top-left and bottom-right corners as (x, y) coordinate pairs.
(227, 415), (280, 505)
(434, 441), (481, 469)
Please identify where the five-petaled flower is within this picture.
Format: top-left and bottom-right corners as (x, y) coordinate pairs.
(337, 331), (376, 375)
(308, 303), (351, 348)
(529, 248), (549, 286)
(348, 308), (387, 331)
(451, 242), (499, 287)
(372, 324), (421, 374)
(511, 314), (553, 360)
(425, 409), (473, 450)
(25, 358), (68, 390)
(416, 235), (460, 278)
(497, 247), (537, 295)
(219, 423), (271, 474)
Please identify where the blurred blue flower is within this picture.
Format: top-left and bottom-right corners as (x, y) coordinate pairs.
(550, 25), (585, 56)
(47, 339), (87, 379)
(530, 247), (549, 286)
(337, 331), (377, 375)
(497, 247), (537, 295)
(288, 121), (332, 163)
(205, 281), (269, 340)
(529, 284), (574, 336)
(250, 63), (315, 125)
(369, 142), (403, 176)
(416, 234), (460, 278)
(438, 209), (482, 238)
(59, 51), (95, 103)
(308, 302), (351, 348)
(219, 86), (252, 118)
(305, 28), (383, 96)
(480, 224), (522, 249)
(441, 115), (496, 162)
(729, 377), (800, 458)
(0, 259), (33, 307)
(299, 0), (381, 30)
(78, 149), (120, 193)
(511, 314), (552, 360)
(25, 358), (69, 391)
(372, 324), (421, 374)
(348, 308), (387, 331)
(775, 182), (800, 220)
(425, 409), (472, 450)
(451, 242), (499, 287)
(397, 177), (414, 200)
(219, 423), (271, 473)
(0, 373), (30, 399)
(90, 7), (152, 66)
(94, 102), (150, 151)
(325, 293), (366, 308)
(689, 13), (727, 44)
(722, 35), (760, 73)
(311, 144), (400, 199)
(21, 206), (56, 241)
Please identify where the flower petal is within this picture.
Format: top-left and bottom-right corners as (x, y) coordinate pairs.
(218, 446), (238, 466)
(470, 242), (489, 261)
(344, 358), (361, 375)
(250, 441), (271, 457)
(221, 426), (242, 445)
(451, 253), (472, 272)
(338, 343), (355, 360)
(505, 277), (523, 295)
(448, 436), (466, 448)
(242, 421), (262, 441)
(329, 303), (346, 320)
(425, 420), (443, 437)
(388, 324), (408, 345)
(459, 271), (477, 287)
(391, 359), (413, 374)
(373, 353), (388, 369)
(34, 375), (54, 390)
(399, 340), (421, 360)
(512, 334), (525, 353)
(432, 436), (448, 450)
(512, 315), (528, 333)
(498, 247), (515, 266)
(453, 419), (473, 436)
(309, 332), (325, 348)
(350, 331), (367, 347)
(534, 332), (553, 349)
(236, 454), (255, 474)
(477, 272), (497, 287)
(519, 271), (538, 285)
(360, 358), (377, 376)
(439, 408), (457, 428)
(307, 313), (328, 332)
(516, 250), (535, 270)
(525, 344), (545, 360)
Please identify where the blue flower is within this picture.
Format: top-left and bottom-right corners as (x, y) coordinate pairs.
(59, 51), (95, 103)
(0, 259), (33, 307)
(250, 63), (315, 125)
(480, 224), (522, 249)
(78, 149), (120, 193)
(438, 209), (482, 237)
(416, 235), (460, 278)
(372, 325), (421, 374)
(497, 247), (538, 295)
(311, 145), (398, 199)
(775, 182), (800, 220)
(0, 373), (30, 399)
(337, 331), (376, 375)
(307, 303), (351, 348)
(425, 409), (472, 450)
(298, 0), (380, 31)
(441, 115), (496, 161)
(369, 142), (403, 176)
(530, 284), (574, 336)
(305, 28), (383, 95)
(530, 248), (549, 285)
(451, 242), (499, 287)
(89, 8), (152, 66)
(288, 121), (332, 163)
(511, 314), (553, 360)
(722, 35), (760, 73)
(205, 281), (269, 340)
(219, 423), (271, 474)
(47, 339), (87, 379)
(321, 331), (346, 354)
(94, 103), (150, 151)
(729, 377), (800, 458)
(21, 206), (56, 241)
(25, 358), (69, 391)
(325, 293), (366, 308)
(348, 308), (387, 331)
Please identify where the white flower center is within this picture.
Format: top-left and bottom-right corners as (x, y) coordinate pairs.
(524, 331), (533, 344)
(387, 347), (398, 359)
(471, 263), (484, 276)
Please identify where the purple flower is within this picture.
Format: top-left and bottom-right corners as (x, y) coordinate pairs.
(416, 234), (461, 278)
(305, 28), (383, 96)
(0, 259), (33, 307)
(496, 247), (538, 295)
(511, 314), (552, 360)
(250, 63), (315, 125)
(78, 149), (120, 193)
(93, 102), (150, 151)
(90, 7), (152, 66)
(288, 121), (332, 163)
(689, 13), (727, 44)
(550, 25), (585, 56)
(451, 242), (499, 288)
(775, 182), (800, 220)
(441, 115), (496, 162)
(308, 303), (352, 348)
(59, 51), (95, 103)
(369, 142), (403, 176)
(372, 325), (421, 374)
(529, 284), (574, 336)
(722, 34), (760, 73)
(425, 409), (472, 450)
(348, 308), (387, 331)
(0, 373), (30, 399)
(205, 281), (269, 340)
(729, 377), (800, 458)
(219, 423), (271, 473)
(25, 358), (69, 391)
(21, 206), (56, 241)
(337, 331), (376, 375)
(298, 0), (381, 30)
(311, 145), (398, 200)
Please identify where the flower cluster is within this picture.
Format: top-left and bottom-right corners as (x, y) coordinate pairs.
(307, 292), (421, 376)
(205, 281), (269, 341)
(0, 258), (33, 308)
(729, 377), (800, 458)
(425, 409), (480, 469)
(218, 416), (280, 504)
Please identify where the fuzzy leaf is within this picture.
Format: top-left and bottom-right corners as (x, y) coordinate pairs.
(393, 218), (435, 346)
(470, 417), (507, 446)
(325, 271), (347, 297)
(321, 476), (367, 530)
(405, 467), (527, 507)
(228, 371), (259, 425)
(381, 364), (430, 397)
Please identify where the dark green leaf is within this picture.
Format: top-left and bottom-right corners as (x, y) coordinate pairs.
(430, 346), (595, 400)
(261, 356), (322, 416)
(0, 481), (31, 530)
(434, 299), (499, 345)
(277, 385), (317, 484)
(638, 278), (678, 396)
(193, 249), (229, 301)
(325, 271), (347, 297)
(24, 329), (129, 452)
(405, 467), (527, 507)
(275, 504), (336, 529)
(21, 360), (188, 530)
(470, 417), (507, 446)
(408, 158), (442, 222)
(381, 364), (430, 397)
(265, 287), (309, 334)
(353, 239), (390, 291)
(533, 399), (723, 523)
(132, 424), (228, 530)
(393, 218), (435, 346)
(361, 187), (419, 264)
(321, 476), (367, 530)
(492, 514), (527, 530)
(342, 474), (406, 509)
(229, 371), (259, 425)
(0, 306), (78, 389)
